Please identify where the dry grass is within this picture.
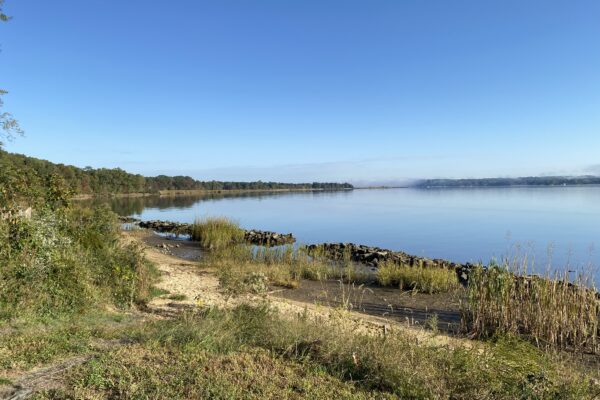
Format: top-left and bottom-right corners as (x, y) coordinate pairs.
(463, 260), (600, 353)
(377, 261), (461, 294)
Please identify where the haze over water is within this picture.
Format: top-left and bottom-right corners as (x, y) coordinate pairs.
(111, 187), (600, 274)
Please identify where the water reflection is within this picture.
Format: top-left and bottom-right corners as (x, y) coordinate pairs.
(79, 190), (354, 216)
(83, 187), (600, 273)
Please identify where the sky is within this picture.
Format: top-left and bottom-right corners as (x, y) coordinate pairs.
(1, 0), (599, 184)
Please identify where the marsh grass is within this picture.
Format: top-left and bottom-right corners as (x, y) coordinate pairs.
(463, 259), (600, 353)
(206, 236), (462, 296)
(208, 244), (332, 293)
(33, 305), (596, 399)
(191, 217), (244, 250)
(377, 260), (461, 294)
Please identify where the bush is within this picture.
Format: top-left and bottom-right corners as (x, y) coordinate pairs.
(0, 205), (154, 319)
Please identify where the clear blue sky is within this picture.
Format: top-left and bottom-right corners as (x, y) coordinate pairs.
(1, 0), (599, 183)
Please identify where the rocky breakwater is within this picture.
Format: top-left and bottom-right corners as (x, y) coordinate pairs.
(244, 230), (295, 246)
(136, 220), (296, 246)
(306, 242), (472, 285)
(138, 220), (192, 235)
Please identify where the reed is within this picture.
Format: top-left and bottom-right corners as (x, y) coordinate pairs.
(463, 259), (599, 353)
(191, 217), (244, 250)
(377, 260), (461, 294)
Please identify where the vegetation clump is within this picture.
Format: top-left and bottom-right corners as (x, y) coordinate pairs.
(191, 217), (245, 249)
(376, 261), (461, 294)
(0, 204), (154, 319)
(463, 261), (599, 353)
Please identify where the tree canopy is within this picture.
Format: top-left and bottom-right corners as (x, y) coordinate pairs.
(0, 150), (353, 196)
(0, 1), (23, 148)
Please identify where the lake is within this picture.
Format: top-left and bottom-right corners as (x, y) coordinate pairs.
(99, 187), (600, 272)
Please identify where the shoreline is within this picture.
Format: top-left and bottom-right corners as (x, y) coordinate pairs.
(72, 187), (353, 201)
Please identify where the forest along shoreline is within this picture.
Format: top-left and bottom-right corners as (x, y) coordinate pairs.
(72, 187), (354, 200)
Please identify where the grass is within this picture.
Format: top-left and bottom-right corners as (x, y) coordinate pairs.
(376, 260), (461, 294)
(206, 244), (334, 294)
(0, 312), (140, 374)
(208, 238), (460, 296)
(191, 216), (244, 249)
(31, 305), (597, 399)
(463, 259), (600, 353)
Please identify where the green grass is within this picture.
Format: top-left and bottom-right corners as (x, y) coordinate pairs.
(191, 216), (245, 249)
(376, 261), (461, 294)
(31, 305), (596, 399)
(0, 312), (139, 374)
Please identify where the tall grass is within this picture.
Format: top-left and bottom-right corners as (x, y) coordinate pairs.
(207, 244), (333, 293)
(463, 260), (599, 353)
(42, 305), (595, 399)
(377, 260), (461, 294)
(206, 240), (461, 295)
(191, 217), (244, 249)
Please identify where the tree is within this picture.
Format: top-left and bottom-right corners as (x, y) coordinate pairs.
(0, 1), (22, 148)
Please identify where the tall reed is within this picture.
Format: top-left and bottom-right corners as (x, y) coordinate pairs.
(191, 217), (244, 250)
(463, 259), (599, 353)
(377, 260), (461, 294)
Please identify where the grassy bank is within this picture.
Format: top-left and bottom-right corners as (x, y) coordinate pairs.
(31, 305), (596, 399)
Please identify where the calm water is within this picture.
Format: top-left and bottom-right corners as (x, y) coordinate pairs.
(100, 187), (600, 271)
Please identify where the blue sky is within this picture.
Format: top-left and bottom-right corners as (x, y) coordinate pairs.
(1, 0), (599, 183)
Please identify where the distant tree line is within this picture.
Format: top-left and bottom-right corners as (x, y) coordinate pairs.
(0, 150), (353, 195)
(415, 176), (600, 188)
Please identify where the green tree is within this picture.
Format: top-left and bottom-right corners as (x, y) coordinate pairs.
(0, 1), (22, 148)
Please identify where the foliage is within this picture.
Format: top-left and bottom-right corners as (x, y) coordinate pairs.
(1, 2), (23, 148)
(0, 205), (155, 319)
(0, 150), (353, 196)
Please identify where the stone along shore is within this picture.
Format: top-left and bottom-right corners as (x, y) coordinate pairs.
(122, 217), (472, 285)
(132, 219), (296, 246)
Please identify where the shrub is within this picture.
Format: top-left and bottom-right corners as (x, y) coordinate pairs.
(0, 205), (154, 319)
